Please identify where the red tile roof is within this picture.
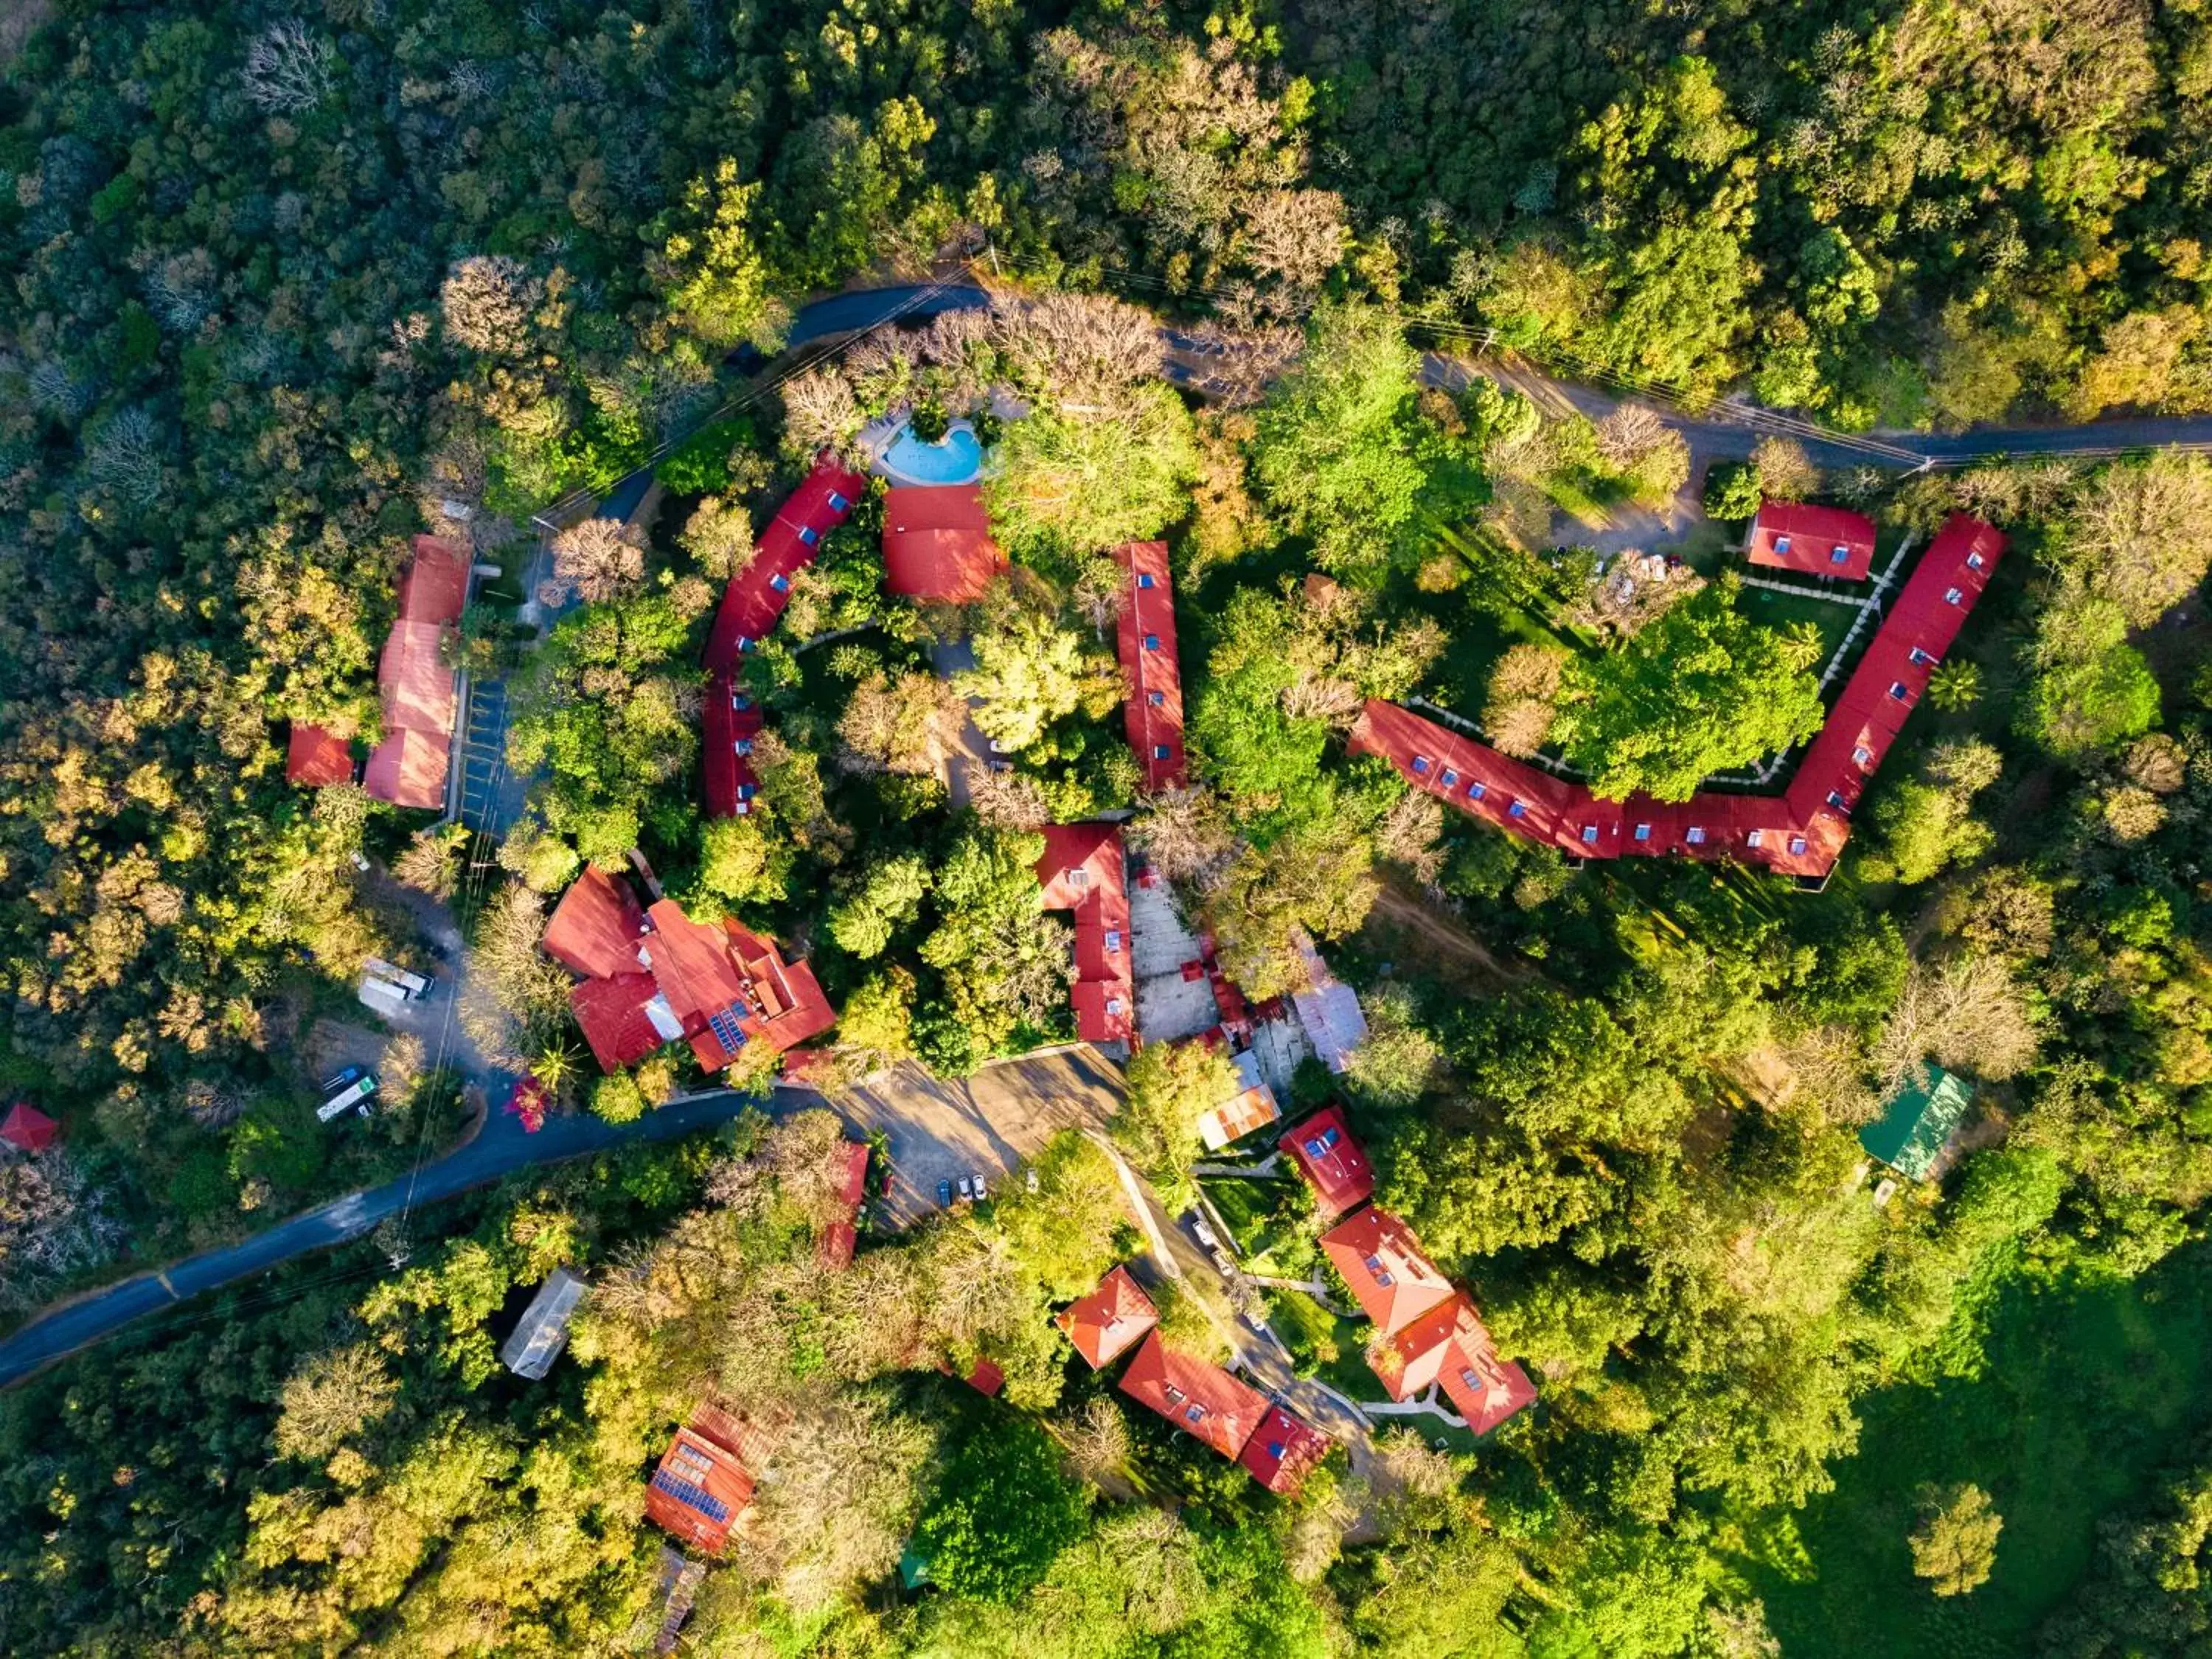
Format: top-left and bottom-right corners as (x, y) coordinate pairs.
(1116, 540), (1186, 790)
(377, 621), (457, 734)
(542, 865), (648, 980)
(643, 1426), (755, 1555)
(1034, 824), (1135, 1044)
(1237, 1404), (1331, 1495)
(703, 456), (865, 672)
(398, 535), (472, 625)
(1346, 512), (2005, 885)
(835, 1138), (872, 1208)
(1117, 1332), (1267, 1461)
(1279, 1105), (1374, 1218)
(550, 883), (837, 1075)
(1748, 501), (1877, 581)
(285, 723), (355, 787)
(360, 726), (451, 810)
(963, 1357), (1006, 1397)
(1, 1103), (58, 1153)
(1438, 1345), (1540, 1438)
(569, 971), (676, 1071)
(1057, 1265), (1160, 1368)
(881, 485), (1005, 602)
(1368, 1290), (1537, 1435)
(1320, 1207), (1455, 1337)
(700, 673), (763, 821)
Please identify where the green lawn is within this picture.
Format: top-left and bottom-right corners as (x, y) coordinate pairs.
(1744, 1243), (2212, 1657)
(1733, 581), (1859, 668)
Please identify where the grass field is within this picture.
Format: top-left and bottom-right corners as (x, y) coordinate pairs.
(1745, 1242), (2212, 1657)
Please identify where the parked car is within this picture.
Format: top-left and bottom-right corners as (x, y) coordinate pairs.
(938, 1179), (953, 1207)
(958, 1176), (973, 1200)
(1189, 1215), (1221, 1251)
(987, 738), (1012, 754)
(972, 1172), (989, 1202)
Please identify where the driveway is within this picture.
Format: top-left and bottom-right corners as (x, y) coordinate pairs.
(833, 1046), (1124, 1224)
(0, 1046), (1124, 1389)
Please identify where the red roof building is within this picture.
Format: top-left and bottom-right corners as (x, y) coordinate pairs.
(644, 1424), (756, 1556)
(1346, 512), (2005, 886)
(285, 723), (356, 787)
(357, 537), (473, 811)
(570, 972), (678, 1072)
(1116, 540), (1186, 790)
(359, 726), (451, 810)
(881, 485), (1005, 603)
(700, 675), (765, 820)
(1321, 1207), (1455, 1337)
(703, 456), (866, 672)
(1369, 1291), (1538, 1437)
(1057, 1265), (1160, 1368)
(1747, 501), (1877, 582)
(1117, 1332), (1267, 1462)
(397, 535), (472, 625)
(1, 1103), (58, 1153)
(1034, 823), (1134, 1044)
(961, 1357), (1006, 1397)
(546, 873), (838, 1076)
(1237, 1404), (1331, 1495)
(819, 1139), (872, 1270)
(543, 865), (650, 979)
(1279, 1106), (1374, 1219)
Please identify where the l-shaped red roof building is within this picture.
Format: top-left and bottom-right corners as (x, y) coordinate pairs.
(1352, 513), (2006, 883)
(542, 866), (837, 1074)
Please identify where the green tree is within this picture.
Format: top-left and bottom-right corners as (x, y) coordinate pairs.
(1554, 579), (1825, 800)
(653, 159), (777, 347)
(914, 1420), (1093, 1604)
(1910, 1484), (2003, 1597)
(2023, 597), (2161, 760)
(1252, 302), (1458, 574)
(829, 854), (933, 959)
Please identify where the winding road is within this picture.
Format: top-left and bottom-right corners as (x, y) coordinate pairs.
(15, 273), (2208, 1391)
(0, 1047), (1125, 1390)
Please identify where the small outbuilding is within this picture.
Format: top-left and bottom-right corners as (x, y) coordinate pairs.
(0, 1103), (58, 1154)
(1862, 1065), (1975, 1183)
(499, 1267), (588, 1380)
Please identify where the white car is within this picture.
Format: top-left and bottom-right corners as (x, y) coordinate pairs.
(971, 1173), (989, 1202)
(957, 1175), (973, 1200)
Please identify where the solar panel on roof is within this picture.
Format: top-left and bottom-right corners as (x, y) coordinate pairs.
(651, 1470), (731, 1522)
(707, 1006), (748, 1052)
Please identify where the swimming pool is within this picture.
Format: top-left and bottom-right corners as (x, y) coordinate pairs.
(879, 420), (984, 486)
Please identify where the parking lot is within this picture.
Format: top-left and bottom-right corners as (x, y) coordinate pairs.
(799, 1046), (1127, 1225)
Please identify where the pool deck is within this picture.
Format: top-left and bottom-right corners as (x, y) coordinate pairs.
(865, 413), (984, 488)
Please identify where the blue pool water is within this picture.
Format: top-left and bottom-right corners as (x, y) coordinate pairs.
(880, 420), (984, 485)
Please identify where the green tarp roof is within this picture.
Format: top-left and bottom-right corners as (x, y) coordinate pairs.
(1861, 1065), (1975, 1181)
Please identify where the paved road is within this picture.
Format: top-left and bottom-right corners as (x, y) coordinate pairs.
(755, 276), (2212, 474)
(0, 1047), (1124, 1389)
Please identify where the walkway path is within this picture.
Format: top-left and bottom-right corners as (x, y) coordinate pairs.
(0, 1047), (1123, 1390)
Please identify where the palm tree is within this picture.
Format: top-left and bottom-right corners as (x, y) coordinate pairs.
(533, 1042), (582, 1103)
(1781, 619), (1826, 671)
(1927, 659), (1983, 712)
